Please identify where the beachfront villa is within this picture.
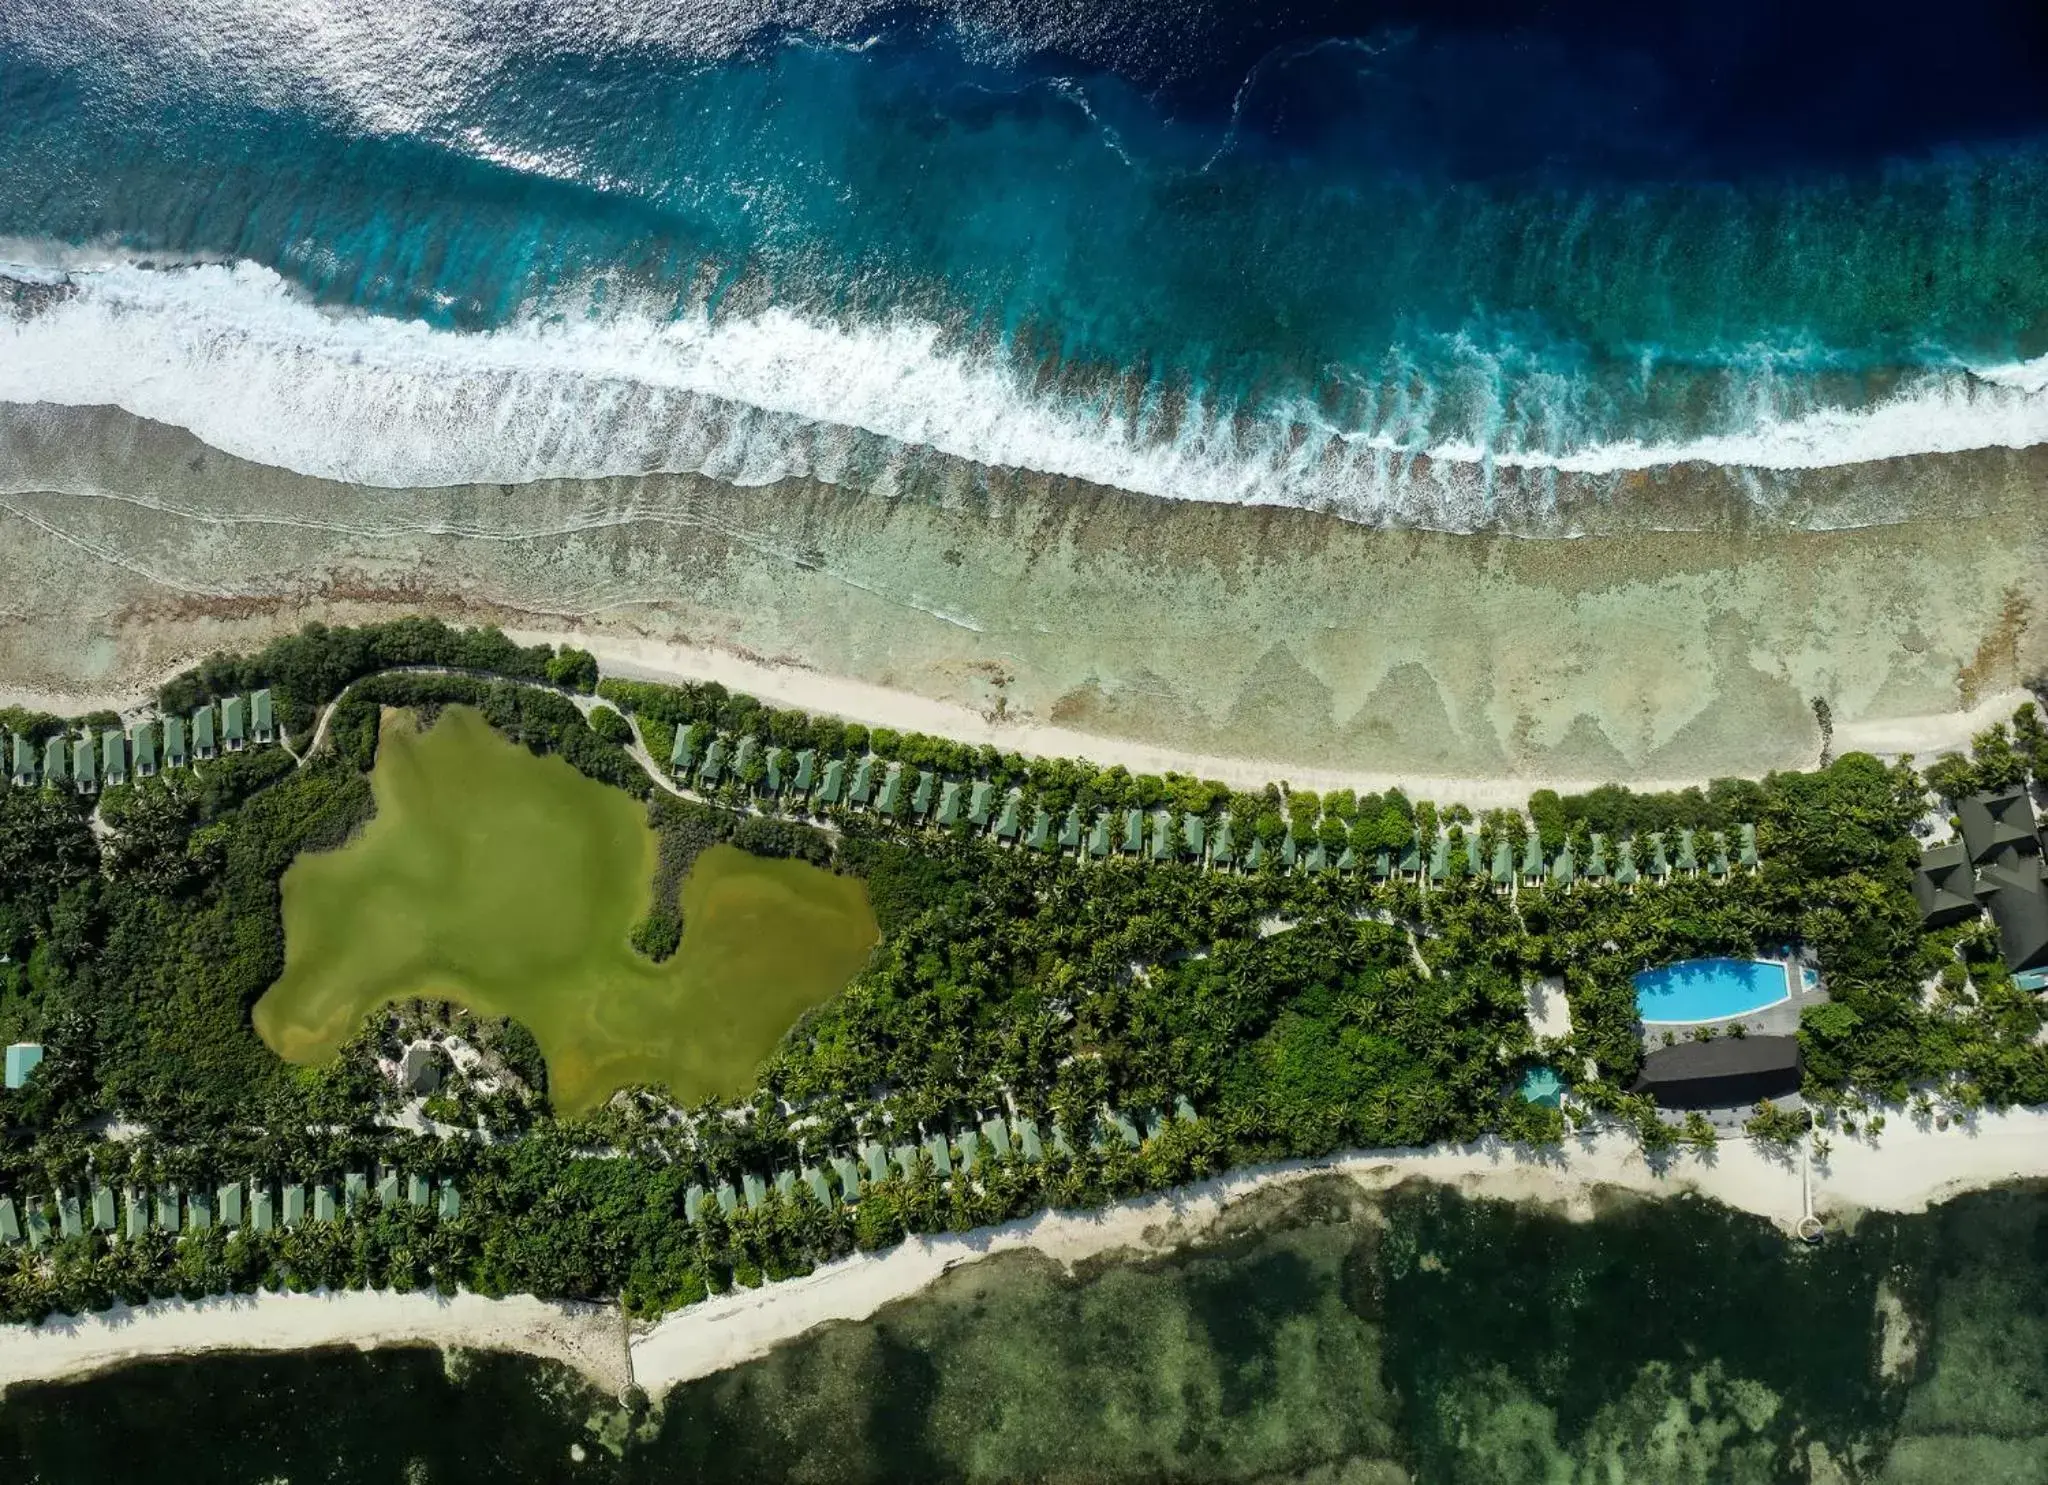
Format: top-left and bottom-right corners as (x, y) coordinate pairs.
(0, 695), (278, 794)
(1914, 786), (2048, 990)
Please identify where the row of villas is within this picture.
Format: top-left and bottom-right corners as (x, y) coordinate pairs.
(1, 690), (276, 795)
(668, 726), (1760, 886)
(684, 1102), (1195, 1224)
(0, 1168), (456, 1248)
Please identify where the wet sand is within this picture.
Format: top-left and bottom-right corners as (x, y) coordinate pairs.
(1, 402), (2042, 782)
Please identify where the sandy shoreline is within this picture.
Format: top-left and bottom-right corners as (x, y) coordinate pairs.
(0, 1288), (631, 1396)
(0, 623), (2018, 810)
(629, 1108), (2048, 1394)
(7, 1112), (2048, 1396)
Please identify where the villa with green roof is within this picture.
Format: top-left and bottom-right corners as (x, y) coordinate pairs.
(669, 722), (699, 774)
(163, 714), (187, 769)
(849, 755), (877, 806)
(10, 733), (34, 786)
(222, 695), (247, 752)
(191, 704), (216, 760)
(251, 688), (275, 743)
(131, 721), (158, 778)
(817, 757), (846, 805)
(994, 789), (1022, 839)
(910, 768), (934, 817)
(698, 736), (728, 787)
(72, 734), (96, 795)
(730, 735), (759, 786)
(936, 779), (962, 825)
(101, 727), (126, 787)
(967, 780), (993, 827)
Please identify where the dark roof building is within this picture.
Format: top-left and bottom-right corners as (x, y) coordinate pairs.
(1978, 856), (2048, 978)
(1911, 842), (1979, 928)
(1632, 1036), (1801, 1110)
(1959, 787), (2037, 865)
(1918, 789), (2048, 984)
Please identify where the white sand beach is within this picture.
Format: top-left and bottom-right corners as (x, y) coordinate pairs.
(0, 623), (2014, 814)
(6, 1113), (2048, 1395)
(629, 1108), (2048, 1395)
(0, 1287), (631, 1395)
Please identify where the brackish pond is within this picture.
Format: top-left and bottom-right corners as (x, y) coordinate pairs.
(253, 707), (877, 1113)
(9, 1178), (2048, 1482)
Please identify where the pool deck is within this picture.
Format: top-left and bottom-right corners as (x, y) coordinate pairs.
(1636, 958), (1827, 1049)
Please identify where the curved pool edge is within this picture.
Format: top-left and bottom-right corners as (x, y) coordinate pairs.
(1633, 956), (1795, 1026)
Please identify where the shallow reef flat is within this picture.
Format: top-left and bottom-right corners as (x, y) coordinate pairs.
(1, 402), (2042, 784)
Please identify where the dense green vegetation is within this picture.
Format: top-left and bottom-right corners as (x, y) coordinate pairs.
(0, 620), (2041, 1327)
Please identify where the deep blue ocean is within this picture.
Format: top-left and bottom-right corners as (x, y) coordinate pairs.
(3, 0), (2048, 528)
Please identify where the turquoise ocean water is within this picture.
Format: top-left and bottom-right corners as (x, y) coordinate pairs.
(3, 1), (2048, 529)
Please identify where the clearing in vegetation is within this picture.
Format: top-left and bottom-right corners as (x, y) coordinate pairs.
(254, 707), (878, 1113)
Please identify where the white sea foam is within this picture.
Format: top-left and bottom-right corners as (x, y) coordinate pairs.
(3, 258), (2046, 529)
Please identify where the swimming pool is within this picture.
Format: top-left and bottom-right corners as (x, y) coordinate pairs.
(1633, 957), (1792, 1024)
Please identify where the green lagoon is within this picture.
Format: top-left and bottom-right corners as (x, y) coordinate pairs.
(253, 706), (877, 1113)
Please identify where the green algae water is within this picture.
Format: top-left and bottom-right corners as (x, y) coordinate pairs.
(11, 1178), (2048, 1482)
(255, 707), (877, 1114)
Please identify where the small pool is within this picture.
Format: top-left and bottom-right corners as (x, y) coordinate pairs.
(1634, 957), (1791, 1024)
(1519, 1066), (1565, 1107)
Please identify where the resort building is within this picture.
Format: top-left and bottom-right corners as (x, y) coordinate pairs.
(101, 727), (127, 787)
(698, 736), (728, 788)
(1631, 1036), (1801, 1110)
(1914, 787), (2048, 989)
(192, 704), (217, 760)
(5, 1043), (43, 1089)
(131, 721), (158, 778)
(252, 688), (275, 744)
(10, 733), (34, 786)
(40, 734), (65, 790)
(222, 695), (247, 752)
(669, 723), (699, 775)
(72, 733), (96, 795)
(163, 714), (187, 770)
